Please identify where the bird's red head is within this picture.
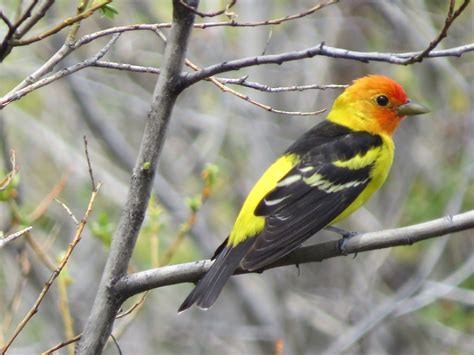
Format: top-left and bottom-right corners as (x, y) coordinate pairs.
(328, 75), (429, 135)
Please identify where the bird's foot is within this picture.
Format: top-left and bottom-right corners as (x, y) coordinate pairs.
(324, 225), (359, 257)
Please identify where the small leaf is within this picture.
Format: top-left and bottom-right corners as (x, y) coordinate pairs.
(202, 163), (219, 187)
(90, 212), (114, 247)
(99, 4), (119, 19)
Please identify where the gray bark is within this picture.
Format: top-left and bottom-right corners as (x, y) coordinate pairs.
(76, 1), (199, 353)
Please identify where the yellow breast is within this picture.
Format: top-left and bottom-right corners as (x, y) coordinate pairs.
(331, 133), (394, 224)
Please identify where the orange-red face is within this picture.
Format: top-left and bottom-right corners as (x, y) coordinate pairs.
(330, 75), (429, 135)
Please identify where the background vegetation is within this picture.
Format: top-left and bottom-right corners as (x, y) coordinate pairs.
(0, 0), (472, 354)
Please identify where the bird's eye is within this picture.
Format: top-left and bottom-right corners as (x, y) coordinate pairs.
(376, 95), (389, 106)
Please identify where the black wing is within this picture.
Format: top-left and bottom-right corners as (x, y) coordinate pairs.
(242, 128), (383, 271)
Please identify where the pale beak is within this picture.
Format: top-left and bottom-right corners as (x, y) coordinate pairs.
(396, 100), (430, 116)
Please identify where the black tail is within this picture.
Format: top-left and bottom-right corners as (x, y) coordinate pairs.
(178, 238), (254, 312)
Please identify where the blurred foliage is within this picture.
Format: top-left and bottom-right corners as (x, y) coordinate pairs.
(0, 173), (19, 202)
(0, 0), (472, 354)
(98, 3), (119, 19)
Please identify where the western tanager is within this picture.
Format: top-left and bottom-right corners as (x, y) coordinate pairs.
(179, 75), (429, 312)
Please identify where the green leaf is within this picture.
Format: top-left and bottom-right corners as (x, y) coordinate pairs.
(99, 4), (119, 19)
(90, 211), (114, 247)
(202, 163), (220, 187)
(186, 195), (202, 213)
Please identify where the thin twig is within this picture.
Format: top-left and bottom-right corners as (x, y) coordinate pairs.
(25, 233), (56, 271)
(83, 136), (96, 191)
(55, 198), (79, 225)
(407, 0), (471, 63)
(186, 58), (327, 115)
(154, 22), (327, 116)
(195, 0), (339, 28)
(0, 0), (40, 61)
(0, 11), (13, 29)
(0, 34), (120, 109)
(28, 172), (69, 222)
(218, 76), (348, 92)
(66, 0), (91, 44)
(92, 60), (161, 75)
(0, 150), (17, 191)
(14, 0), (55, 39)
(57, 271), (75, 355)
(10, 0), (112, 46)
(88, 61), (347, 94)
(1, 249), (30, 338)
(11, 0), (40, 32)
(179, 0), (236, 18)
(70, 0), (339, 46)
(0, 226), (32, 249)
(115, 292), (149, 319)
(42, 334), (82, 355)
(1, 184), (101, 353)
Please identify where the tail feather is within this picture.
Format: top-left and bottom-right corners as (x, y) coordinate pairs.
(178, 238), (254, 312)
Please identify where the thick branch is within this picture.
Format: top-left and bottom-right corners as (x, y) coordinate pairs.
(182, 43), (474, 87)
(115, 210), (474, 298)
(76, 1), (199, 354)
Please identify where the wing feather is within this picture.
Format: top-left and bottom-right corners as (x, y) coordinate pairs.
(242, 130), (382, 271)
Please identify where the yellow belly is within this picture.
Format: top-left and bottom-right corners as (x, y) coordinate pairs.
(331, 134), (394, 224)
(228, 134), (394, 246)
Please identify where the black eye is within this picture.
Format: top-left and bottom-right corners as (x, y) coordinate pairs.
(376, 95), (389, 106)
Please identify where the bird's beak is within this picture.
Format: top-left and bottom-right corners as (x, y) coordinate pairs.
(396, 100), (430, 116)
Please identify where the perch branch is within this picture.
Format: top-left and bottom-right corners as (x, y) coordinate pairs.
(115, 210), (474, 298)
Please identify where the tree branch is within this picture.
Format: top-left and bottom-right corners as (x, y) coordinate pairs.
(178, 0), (236, 18)
(0, 34), (120, 109)
(217, 76), (348, 92)
(406, 0), (471, 63)
(115, 210), (474, 298)
(10, 0), (112, 46)
(0, 226), (32, 249)
(76, 1), (199, 353)
(182, 43), (474, 87)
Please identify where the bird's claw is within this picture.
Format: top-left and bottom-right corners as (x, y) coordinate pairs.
(337, 232), (359, 257)
(325, 226), (359, 256)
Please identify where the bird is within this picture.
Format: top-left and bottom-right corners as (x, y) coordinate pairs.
(178, 75), (430, 312)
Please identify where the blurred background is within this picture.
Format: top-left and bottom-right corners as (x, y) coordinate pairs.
(0, 0), (473, 354)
